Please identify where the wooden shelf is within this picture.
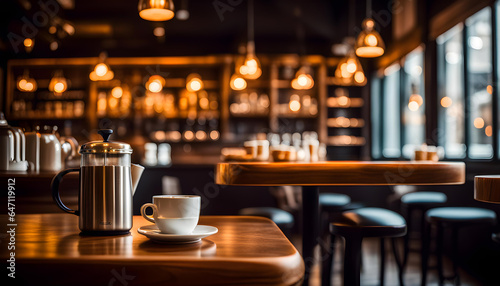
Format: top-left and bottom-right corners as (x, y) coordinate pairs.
(327, 118), (365, 128)
(327, 97), (364, 108)
(326, 76), (367, 87)
(327, 135), (366, 146)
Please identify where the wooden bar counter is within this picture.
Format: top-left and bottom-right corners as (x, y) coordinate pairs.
(0, 214), (304, 286)
(215, 160), (466, 285)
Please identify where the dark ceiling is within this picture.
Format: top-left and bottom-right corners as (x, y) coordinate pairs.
(1, 0), (391, 59)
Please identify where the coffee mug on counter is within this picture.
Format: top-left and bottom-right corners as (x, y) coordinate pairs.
(141, 195), (201, 234)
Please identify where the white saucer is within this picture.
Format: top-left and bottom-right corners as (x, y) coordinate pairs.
(137, 225), (218, 244)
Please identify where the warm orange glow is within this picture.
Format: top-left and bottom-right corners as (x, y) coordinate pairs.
(355, 18), (385, 58)
(474, 117), (485, 129)
(408, 101), (419, 111)
(356, 46), (385, 57)
(485, 125), (493, 137)
(54, 82), (66, 93)
(289, 100), (301, 112)
(365, 34), (378, 46)
(354, 71), (365, 84)
(139, 0), (175, 21)
(49, 73), (68, 94)
(346, 59), (357, 73)
(111, 86), (123, 98)
(183, 130), (194, 141)
(409, 94), (423, 106)
(95, 63), (108, 77)
(186, 74), (203, 92)
(24, 38), (33, 47)
(230, 74), (247, 90)
(210, 130), (220, 140)
(238, 52), (262, 80)
(487, 85), (493, 95)
(291, 68), (314, 90)
(195, 130), (207, 141)
(441, 96), (452, 108)
(90, 62), (114, 81)
(146, 75), (165, 93)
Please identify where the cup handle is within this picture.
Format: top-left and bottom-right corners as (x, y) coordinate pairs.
(140, 203), (157, 223)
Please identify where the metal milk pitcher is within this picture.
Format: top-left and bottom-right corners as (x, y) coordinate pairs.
(51, 129), (144, 235)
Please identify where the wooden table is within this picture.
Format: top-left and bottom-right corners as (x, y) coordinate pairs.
(475, 175), (500, 203)
(215, 161), (466, 285)
(0, 214), (304, 286)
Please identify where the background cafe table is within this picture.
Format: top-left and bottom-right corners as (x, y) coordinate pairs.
(215, 161), (466, 285)
(0, 214), (304, 286)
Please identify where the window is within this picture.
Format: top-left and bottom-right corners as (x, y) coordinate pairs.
(371, 76), (382, 159)
(466, 7), (493, 159)
(382, 64), (401, 158)
(371, 49), (425, 159)
(402, 48), (426, 158)
(437, 24), (466, 158)
(435, 6), (498, 160)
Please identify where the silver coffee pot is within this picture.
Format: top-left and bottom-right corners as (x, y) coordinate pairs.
(51, 129), (144, 235)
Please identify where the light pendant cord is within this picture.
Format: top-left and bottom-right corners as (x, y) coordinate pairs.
(366, 0), (371, 18)
(248, 0), (254, 44)
(349, 0), (355, 37)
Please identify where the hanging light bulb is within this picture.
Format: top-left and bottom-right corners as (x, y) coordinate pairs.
(291, 66), (314, 90)
(49, 70), (68, 95)
(146, 75), (165, 93)
(90, 52), (114, 81)
(237, 41), (262, 80)
(230, 74), (247, 90)
(186, 73), (204, 92)
(355, 18), (385, 57)
(16, 71), (37, 92)
(24, 38), (34, 53)
(176, 0), (189, 20)
(111, 86), (124, 98)
(335, 51), (366, 86)
(138, 0), (175, 21)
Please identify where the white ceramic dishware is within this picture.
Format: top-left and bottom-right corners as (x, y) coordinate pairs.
(137, 224), (218, 244)
(141, 195), (201, 234)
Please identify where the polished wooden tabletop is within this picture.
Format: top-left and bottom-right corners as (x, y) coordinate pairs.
(0, 214), (304, 286)
(216, 161), (466, 186)
(475, 175), (500, 204)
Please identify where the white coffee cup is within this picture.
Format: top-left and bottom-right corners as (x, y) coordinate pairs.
(141, 195), (201, 234)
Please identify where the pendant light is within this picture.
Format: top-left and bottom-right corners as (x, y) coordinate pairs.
(230, 73), (247, 90)
(291, 7), (314, 91)
(146, 75), (165, 93)
(334, 1), (366, 86)
(17, 70), (37, 92)
(90, 52), (114, 81)
(138, 0), (175, 21)
(355, 0), (385, 58)
(335, 50), (366, 86)
(291, 66), (314, 90)
(186, 73), (204, 92)
(49, 70), (68, 95)
(237, 0), (261, 80)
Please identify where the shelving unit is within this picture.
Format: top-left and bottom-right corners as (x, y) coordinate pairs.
(325, 57), (369, 160)
(4, 54), (367, 159)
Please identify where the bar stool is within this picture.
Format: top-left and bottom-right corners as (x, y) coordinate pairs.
(400, 191), (447, 269)
(325, 207), (407, 286)
(422, 207), (497, 286)
(239, 207), (294, 236)
(319, 193), (358, 285)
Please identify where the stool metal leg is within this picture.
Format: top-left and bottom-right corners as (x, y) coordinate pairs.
(421, 221), (431, 286)
(391, 237), (405, 286)
(402, 204), (411, 270)
(380, 238), (386, 286)
(451, 227), (460, 286)
(321, 234), (335, 286)
(344, 235), (363, 286)
(436, 223), (444, 286)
